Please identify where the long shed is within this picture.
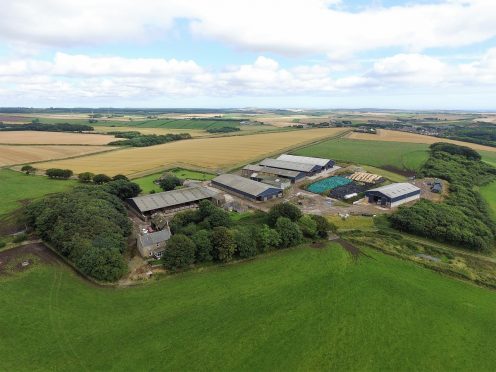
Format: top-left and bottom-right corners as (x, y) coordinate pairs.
(277, 154), (334, 170)
(365, 183), (420, 208)
(259, 158), (321, 175)
(211, 174), (283, 201)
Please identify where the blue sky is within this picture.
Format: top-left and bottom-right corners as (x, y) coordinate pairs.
(0, 0), (495, 109)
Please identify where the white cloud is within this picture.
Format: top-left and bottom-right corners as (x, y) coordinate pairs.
(1, 49), (496, 105)
(1, 0), (496, 56)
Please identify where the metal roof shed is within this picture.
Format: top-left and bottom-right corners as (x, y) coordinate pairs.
(211, 174), (282, 201)
(259, 158), (320, 174)
(365, 183), (420, 207)
(277, 154), (334, 168)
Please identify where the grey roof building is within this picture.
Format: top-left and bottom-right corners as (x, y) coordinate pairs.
(277, 154), (334, 169)
(127, 186), (218, 218)
(211, 174), (283, 201)
(241, 164), (304, 182)
(259, 158), (321, 174)
(137, 229), (171, 258)
(365, 183), (421, 208)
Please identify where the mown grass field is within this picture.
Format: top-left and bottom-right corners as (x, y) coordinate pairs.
(480, 181), (496, 219)
(0, 169), (76, 217)
(293, 138), (429, 171)
(133, 168), (215, 194)
(0, 145), (116, 167)
(34, 128), (347, 176)
(2, 244), (496, 371)
(327, 215), (376, 230)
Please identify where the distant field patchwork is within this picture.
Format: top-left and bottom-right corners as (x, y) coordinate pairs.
(34, 128), (346, 175)
(0, 145), (116, 166)
(293, 138), (429, 171)
(0, 131), (116, 145)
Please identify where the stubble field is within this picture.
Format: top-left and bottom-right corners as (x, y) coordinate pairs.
(0, 131), (116, 145)
(34, 128), (347, 176)
(0, 145), (117, 166)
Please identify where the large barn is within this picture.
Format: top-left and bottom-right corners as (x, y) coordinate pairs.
(277, 154), (334, 170)
(211, 174), (283, 201)
(365, 183), (420, 208)
(241, 164), (305, 183)
(259, 158), (321, 175)
(127, 186), (219, 219)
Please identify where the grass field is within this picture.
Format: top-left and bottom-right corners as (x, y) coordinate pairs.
(327, 215), (376, 230)
(2, 244), (496, 370)
(348, 129), (496, 153)
(293, 138), (429, 171)
(480, 181), (496, 219)
(0, 169), (76, 217)
(0, 145), (116, 166)
(133, 168), (215, 194)
(0, 131), (116, 145)
(34, 128), (347, 176)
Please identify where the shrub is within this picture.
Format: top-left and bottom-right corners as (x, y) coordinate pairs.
(21, 165), (36, 175)
(234, 228), (257, 259)
(159, 174), (182, 191)
(93, 174), (112, 184)
(78, 172), (94, 183)
(211, 227), (236, 262)
(275, 217), (303, 248)
(256, 224), (281, 252)
(192, 230), (213, 262)
(45, 168), (73, 179)
(298, 215), (318, 238)
(103, 179), (141, 200)
(12, 233), (27, 243)
(267, 202), (303, 226)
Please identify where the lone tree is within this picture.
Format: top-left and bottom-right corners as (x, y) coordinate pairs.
(78, 172), (94, 183)
(21, 165), (36, 175)
(158, 174), (182, 191)
(211, 227), (236, 262)
(162, 234), (196, 270)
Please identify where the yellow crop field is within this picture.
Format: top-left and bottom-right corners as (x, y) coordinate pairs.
(0, 131), (116, 145)
(0, 145), (117, 166)
(35, 128), (347, 176)
(347, 129), (496, 153)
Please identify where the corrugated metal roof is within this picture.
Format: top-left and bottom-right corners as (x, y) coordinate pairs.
(366, 183), (420, 198)
(212, 174), (281, 197)
(129, 186), (218, 213)
(259, 158), (316, 172)
(277, 154), (331, 167)
(139, 229), (171, 247)
(243, 164), (301, 178)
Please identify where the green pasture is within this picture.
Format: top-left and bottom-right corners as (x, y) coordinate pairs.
(1, 244), (496, 370)
(132, 168), (215, 194)
(480, 181), (496, 219)
(0, 169), (76, 218)
(293, 138), (429, 171)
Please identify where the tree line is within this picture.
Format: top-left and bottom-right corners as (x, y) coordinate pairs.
(162, 201), (335, 270)
(0, 122), (94, 132)
(390, 142), (496, 251)
(108, 132), (191, 147)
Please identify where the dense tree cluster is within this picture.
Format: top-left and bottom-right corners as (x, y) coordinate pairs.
(108, 133), (191, 147)
(0, 122), (93, 132)
(158, 174), (183, 191)
(391, 143), (496, 251)
(25, 185), (133, 281)
(46, 168), (73, 179)
(206, 127), (241, 133)
(163, 200), (335, 270)
(444, 126), (496, 148)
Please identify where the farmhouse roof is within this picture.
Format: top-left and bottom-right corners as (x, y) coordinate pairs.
(277, 154), (331, 167)
(212, 174), (281, 197)
(259, 158), (317, 172)
(366, 183), (420, 198)
(139, 229), (171, 247)
(129, 186), (218, 213)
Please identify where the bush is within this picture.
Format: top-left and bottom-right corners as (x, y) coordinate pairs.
(0, 240), (6, 248)
(234, 228), (257, 259)
(310, 215), (336, 238)
(21, 165), (36, 175)
(162, 234), (196, 270)
(78, 172), (94, 183)
(12, 233), (27, 243)
(93, 174), (112, 184)
(211, 227), (236, 262)
(46, 168), (73, 179)
(112, 174), (129, 181)
(256, 224), (281, 252)
(103, 179), (141, 200)
(298, 215), (318, 238)
(159, 175), (182, 191)
(267, 202), (303, 227)
(275, 217), (303, 248)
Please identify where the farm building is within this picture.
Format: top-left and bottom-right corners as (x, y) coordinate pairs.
(241, 164), (305, 183)
(277, 154), (334, 170)
(365, 183), (421, 208)
(259, 158), (321, 175)
(211, 174), (283, 201)
(137, 228), (171, 258)
(127, 186), (219, 219)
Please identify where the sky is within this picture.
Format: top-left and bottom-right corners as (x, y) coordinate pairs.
(1, 0), (496, 109)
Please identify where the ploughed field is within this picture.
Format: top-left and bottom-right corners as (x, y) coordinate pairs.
(33, 128), (346, 176)
(0, 131), (117, 145)
(1, 244), (496, 371)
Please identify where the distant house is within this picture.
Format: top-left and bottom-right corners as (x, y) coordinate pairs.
(127, 186), (219, 220)
(137, 228), (171, 258)
(211, 174), (283, 202)
(365, 183), (420, 208)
